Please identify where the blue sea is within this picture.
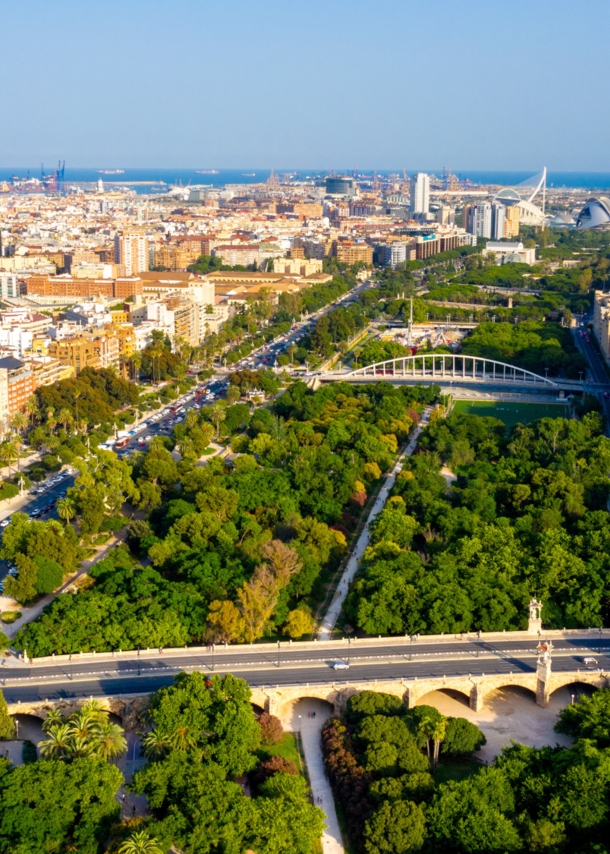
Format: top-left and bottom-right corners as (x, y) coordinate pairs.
(1, 167), (609, 194)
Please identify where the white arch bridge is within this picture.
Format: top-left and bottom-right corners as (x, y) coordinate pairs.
(320, 355), (583, 391)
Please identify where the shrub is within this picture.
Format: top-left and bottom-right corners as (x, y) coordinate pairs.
(22, 740), (38, 763)
(259, 712), (283, 745)
(253, 755), (298, 788)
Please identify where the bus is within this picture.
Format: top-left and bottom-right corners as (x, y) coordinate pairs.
(115, 437), (130, 450)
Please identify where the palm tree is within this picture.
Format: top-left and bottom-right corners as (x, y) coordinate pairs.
(184, 408), (198, 430)
(68, 711), (101, 742)
(141, 729), (172, 760)
(42, 709), (65, 732)
(10, 411), (28, 439)
(431, 718), (447, 769)
(177, 437), (195, 462)
(58, 408), (73, 433)
(57, 497), (76, 524)
(209, 404), (226, 441)
(0, 440), (18, 478)
(39, 723), (72, 759)
(46, 408), (56, 434)
(26, 396), (40, 427)
(170, 724), (197, 751)
(118, 831), (163, 854)
(92, 721), (127, 760)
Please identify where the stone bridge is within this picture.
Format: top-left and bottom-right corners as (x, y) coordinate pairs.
(7, 670), (608, 729)
(253, 669), (608, 717)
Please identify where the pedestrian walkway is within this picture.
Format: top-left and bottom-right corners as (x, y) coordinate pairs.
(317, 408), (431, 639)
(292, 700), (344, 854)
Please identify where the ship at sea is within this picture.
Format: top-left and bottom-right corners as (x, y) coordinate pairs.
(196, 169), (219, 174)
(97, 169), (124, 175)
(242, 173), (256, 177)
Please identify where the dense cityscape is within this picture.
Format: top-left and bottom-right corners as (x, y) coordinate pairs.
(1, 1), (610, 853)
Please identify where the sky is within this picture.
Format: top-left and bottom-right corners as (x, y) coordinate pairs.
(1, 0), (609, 171)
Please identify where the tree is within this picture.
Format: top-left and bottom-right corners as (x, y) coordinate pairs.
(226, 385), (241, 406)
(4, 553), (38, 604)
(0, 690), (15, 740)
(555, 689), (610, 747)
(118, 831), (163, 854)
(208, 404), (226, 440)
(38, 705), (127, 761)
(442, 717), (486, 755)
(283, 608), (314, 639)
(364, 800), (426, 854)
(0, 757), (122, 853)
(57, 496), (76, 523)
(206, 599), (244, 643)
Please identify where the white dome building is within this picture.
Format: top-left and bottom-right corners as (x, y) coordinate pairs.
(576, 196), (610, 230)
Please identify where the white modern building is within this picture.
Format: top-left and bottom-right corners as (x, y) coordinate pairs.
(410, 173), (430, 217)
(482, 241), (536, 265)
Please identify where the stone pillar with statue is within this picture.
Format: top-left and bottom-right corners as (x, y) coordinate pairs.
(536, 640), (553, 707)
(528, 597), (543, 634)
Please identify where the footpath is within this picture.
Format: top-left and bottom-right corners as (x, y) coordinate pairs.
(317, 407), (431, 640)
(1, 528), (128, 645)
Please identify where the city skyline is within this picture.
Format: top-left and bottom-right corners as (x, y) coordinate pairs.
(2, 0), (609, 170)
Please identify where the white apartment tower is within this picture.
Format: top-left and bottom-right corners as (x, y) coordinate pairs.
(410, 172), (430, 217)
(114, 230), (149, 276)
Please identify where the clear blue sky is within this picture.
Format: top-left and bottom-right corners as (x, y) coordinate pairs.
(2, 0), (608, 171)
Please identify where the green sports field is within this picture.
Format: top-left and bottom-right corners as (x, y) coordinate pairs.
(452, 400), (567, 429)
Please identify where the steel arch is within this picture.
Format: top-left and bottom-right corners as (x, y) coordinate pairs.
(346, 354), (558, 386)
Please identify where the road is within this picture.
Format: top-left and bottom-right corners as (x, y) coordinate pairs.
(572, 319), (610, 426)
(0, 279), (375, 591)
(2, 635), (609, 704)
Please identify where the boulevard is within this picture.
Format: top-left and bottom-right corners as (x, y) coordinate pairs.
(3, 634), (609, 704)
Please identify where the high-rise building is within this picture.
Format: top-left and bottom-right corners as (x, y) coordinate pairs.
(465, 203), (492, 239)
(504, 205), (520, 238)
(409, 173), (430, 217)
(491, 203), (506, 240)
(114, 229), (149, 276)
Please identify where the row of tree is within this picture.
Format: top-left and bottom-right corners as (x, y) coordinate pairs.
(345, 409), (610, 635)
(323, 687), (610, 854)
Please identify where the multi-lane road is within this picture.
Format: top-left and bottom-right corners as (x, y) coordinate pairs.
(2, 635), (609, 704)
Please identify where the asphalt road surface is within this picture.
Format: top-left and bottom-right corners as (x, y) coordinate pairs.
(2, 636), (609, 704)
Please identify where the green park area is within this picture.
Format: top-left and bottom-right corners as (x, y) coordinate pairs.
(452, 399), (567, 429)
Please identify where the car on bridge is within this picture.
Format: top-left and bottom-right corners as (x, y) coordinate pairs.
(333, 661), (350, 670)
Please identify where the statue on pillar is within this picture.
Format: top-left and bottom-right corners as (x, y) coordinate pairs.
(536, 640), (553, 707)
(528, 598), (543, 634)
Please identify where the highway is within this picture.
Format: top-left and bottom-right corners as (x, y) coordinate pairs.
(572, 319), (610, 425)
(2, 635), (609, 704)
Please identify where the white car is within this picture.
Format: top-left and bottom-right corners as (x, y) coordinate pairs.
(0, 518), (10, 528)
(333, 661), (350, 670)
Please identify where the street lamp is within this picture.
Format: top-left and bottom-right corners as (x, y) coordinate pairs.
(277, 640), (281, 668)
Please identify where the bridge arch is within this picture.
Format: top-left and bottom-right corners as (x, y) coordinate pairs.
(346, 354), (559, 387)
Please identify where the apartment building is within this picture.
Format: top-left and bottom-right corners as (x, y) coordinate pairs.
(25, 275), (143, 300)
(0, 357), (36, 417)
(152, 245), (200, 271)
(47, 332), (122, 375)
(331, 241), (373, 265)
(211, 244), (261, 267)
(271, 258), (324, 276)
(0, 273), (21, 299)
(114, 229), (149, 276)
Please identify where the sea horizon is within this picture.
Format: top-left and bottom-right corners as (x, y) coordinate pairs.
(1, 167), (609, 194)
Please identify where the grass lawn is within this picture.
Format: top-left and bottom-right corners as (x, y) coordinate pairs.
(258, 732), (302, 769)
(453, 400), (567, 430)
(433, 756), (483, 785)
(92, 534), (112, 546)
